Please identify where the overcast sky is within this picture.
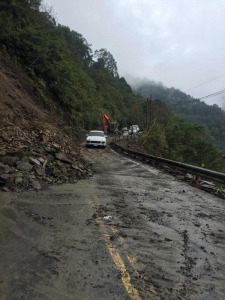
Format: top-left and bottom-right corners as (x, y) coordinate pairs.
(44, 0), (225, 107)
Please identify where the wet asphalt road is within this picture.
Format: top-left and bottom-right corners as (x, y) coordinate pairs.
(0, 144), (225, 299)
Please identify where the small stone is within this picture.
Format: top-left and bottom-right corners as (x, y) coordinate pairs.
(5, 177), (14, 190)
(15, 177), (23, 184)
(184, 173), (193, 180)
(45, 167), (54, 176)
(46, 177), (53, 183)
(28, 175), (36, 182)
(18, 145), (29, 150)
(52, 143), (61, 150)
(40, 134), (48, 144)
(165, 237), (173, 242)
(71, 165), (79, 170)
(53, 169), (61, 177)
(201, 180), (215, 186)
(38, 157), (45, 164)
(31, 180), (41, 190)
(29, 157), (41, 165)
(45, 147), (56, 153)
(56, 160), (64, 167)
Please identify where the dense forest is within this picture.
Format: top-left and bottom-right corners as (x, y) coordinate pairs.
(134, 79), (225, 150)
(1, 0), (225, 173)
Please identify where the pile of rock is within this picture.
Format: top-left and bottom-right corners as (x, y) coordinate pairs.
(0, 123), (92, 192)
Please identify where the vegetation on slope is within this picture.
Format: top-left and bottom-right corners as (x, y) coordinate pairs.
(134, 79), (225, 150)
(139, 100), (225, 172)
(0, 0), (145, 129)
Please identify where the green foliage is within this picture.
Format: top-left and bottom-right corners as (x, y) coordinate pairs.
(93, 48), (118, 77)
(135, 79), (225, 150)
(141, 101), (225, 172)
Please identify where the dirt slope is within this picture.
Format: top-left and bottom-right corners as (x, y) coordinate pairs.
(0, 50), (91, 192)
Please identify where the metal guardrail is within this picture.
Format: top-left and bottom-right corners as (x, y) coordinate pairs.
(111, 142), (225, 184)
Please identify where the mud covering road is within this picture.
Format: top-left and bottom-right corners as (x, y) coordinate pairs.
(0, 144), (225, 300)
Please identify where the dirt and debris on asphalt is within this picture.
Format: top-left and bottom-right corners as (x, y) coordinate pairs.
(1, 143), (225, 300)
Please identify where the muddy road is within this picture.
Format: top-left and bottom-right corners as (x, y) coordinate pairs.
(0, 144), (225, 300)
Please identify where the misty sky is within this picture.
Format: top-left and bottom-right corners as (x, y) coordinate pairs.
(44, 0), (225, 107)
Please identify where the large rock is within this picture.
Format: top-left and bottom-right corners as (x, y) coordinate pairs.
(61, 167), (68, 176)
(45, 146), (56, 153)
(1, 172), (23, 182)
(56, 160), (64, 167)
(214, 190), (225, 199)
(200, 181), (217, 192)
(0, 156), (19, 167)
(34, 165), (45, 176)
(0, 162), (8, 170)
(16, 161), (33, 172)
(5, 177), (14, 190)
(45, 167), (54, 176)
(0, 163), (13, 174)
(31, 180), (41, 190)
(55, 152), (72, 164)
(0, 174), (10, 183)
(52, 169), (61, 177)
(28, 175), (36, 182)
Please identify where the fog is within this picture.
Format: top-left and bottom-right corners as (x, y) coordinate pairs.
(44, 0), (225, 108)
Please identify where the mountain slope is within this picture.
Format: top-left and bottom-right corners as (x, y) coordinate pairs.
(0, 0), (145, 129)
(134, 79), (225, 149)
(0, 50), (91, 192)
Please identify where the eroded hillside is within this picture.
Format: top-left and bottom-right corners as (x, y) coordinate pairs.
(0, 50), (91, 192)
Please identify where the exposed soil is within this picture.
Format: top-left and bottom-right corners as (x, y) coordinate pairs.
(0, 50), (91, 193)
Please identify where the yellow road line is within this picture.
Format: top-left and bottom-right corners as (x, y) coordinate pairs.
(88, 198), (142, 300)
(92, 195), (160, 300)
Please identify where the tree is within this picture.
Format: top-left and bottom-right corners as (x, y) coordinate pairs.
(93, 48), (118, 77)
(28, 0), (42, 10)
(58, 26), (92, 65)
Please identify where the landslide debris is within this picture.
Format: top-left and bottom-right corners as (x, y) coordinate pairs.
(0, 50), (91, 192)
